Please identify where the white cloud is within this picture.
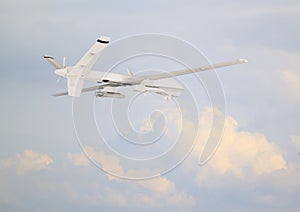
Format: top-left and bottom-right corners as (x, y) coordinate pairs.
(67, 152), (89, 166)
(188, 108), (287, 184)
(0, 150), (53, 174)
(139, 176), (175, 194)
(66, 106), (291, 209)
(67, 147), (195, 208)
(67, 146), (124, 180)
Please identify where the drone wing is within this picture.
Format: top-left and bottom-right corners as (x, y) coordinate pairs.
(143, 59), (248, 81)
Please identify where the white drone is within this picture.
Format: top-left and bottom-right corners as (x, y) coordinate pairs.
(44, 36), (247, 99)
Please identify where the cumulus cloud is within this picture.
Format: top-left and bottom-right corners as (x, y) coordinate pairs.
(67, 152), (90, 166)
(0, 150), (53, 174)
(67, 147), (195, 207)
(68, 107), (287, 181)
(139, 175), (175, 194)
(67, 146), (124, 180)
(67, 108), (288, 208)
(192, 108), (287, 184)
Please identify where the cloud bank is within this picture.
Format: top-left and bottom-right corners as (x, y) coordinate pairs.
(1, 150), (53, 174)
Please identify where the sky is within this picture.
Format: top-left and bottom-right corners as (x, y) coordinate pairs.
(1, 0), (300, 211)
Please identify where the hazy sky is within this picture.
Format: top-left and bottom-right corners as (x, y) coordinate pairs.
(1, 1), (300, 211)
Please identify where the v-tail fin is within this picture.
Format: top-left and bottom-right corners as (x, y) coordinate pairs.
(44, 56), (63, 69)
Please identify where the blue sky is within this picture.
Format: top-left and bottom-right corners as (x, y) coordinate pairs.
(1, 0), (300, 211)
